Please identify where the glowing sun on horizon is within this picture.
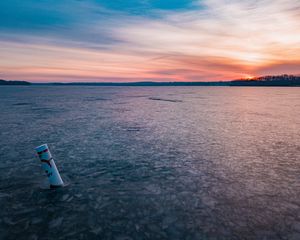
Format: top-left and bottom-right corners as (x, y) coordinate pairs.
(243, 74), (255, 80)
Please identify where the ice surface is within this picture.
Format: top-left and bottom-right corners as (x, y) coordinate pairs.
(49, 217), (64, 228)
(0, 86), (299, 239)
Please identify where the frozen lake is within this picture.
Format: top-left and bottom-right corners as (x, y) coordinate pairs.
(0, 86), (299, 239)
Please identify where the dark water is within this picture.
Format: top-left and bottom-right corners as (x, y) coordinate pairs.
(0, 86), (299, 240)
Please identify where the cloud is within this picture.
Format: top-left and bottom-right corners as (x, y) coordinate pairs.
(115, 0), (300, 63)
(0, 0), (299, 81)
(110, 0), (300, 79)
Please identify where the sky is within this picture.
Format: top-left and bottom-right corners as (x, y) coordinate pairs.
(0, 0), (299, 82)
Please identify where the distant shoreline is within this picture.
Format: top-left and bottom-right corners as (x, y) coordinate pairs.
(1, 75), (299, 87)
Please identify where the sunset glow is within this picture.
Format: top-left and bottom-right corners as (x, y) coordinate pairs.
(244, 75), (255, 80)
(0, 0), (299, 82)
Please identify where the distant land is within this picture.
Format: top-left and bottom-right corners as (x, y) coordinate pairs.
(229, 75), (300, 86)
(0, 79), (31, 85)
(0, 75), (299, 86)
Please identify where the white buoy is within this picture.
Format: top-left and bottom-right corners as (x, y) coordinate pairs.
(35, 144), (64, 188)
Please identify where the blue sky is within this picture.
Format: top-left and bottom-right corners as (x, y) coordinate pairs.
(0, 0), (199, 48)
(0, 0), (196, 30)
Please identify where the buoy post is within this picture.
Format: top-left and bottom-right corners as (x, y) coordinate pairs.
(35, 144), (64, 188)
